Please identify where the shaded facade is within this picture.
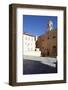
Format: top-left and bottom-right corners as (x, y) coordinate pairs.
(36, 30), (57, 57)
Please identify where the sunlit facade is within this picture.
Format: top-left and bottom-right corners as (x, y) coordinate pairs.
(36, 20), (57, 57)
(23, 33), (41, 56)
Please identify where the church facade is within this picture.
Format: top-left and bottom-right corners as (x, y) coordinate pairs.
(36, 20), (57, 57)
(36, 30), (57, 57)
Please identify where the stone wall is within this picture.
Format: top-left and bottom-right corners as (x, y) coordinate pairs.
(36, 30), (57, 57)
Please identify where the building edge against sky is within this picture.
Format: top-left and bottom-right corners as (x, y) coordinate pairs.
(23, 19), (57, 57)
(23, 15), (57, 37)
(36, 20), (57, 57)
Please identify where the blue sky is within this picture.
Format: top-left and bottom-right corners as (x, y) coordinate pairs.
(23, 15), (57, 36)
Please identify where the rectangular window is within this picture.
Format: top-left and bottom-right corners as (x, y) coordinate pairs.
(53, 36), (56, 38)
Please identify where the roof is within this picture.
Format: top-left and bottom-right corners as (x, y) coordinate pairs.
(23, 32), (36, 37)
(38, 29), (57, 38)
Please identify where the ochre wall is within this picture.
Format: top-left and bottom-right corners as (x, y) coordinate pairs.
(36, 30), (57, 57)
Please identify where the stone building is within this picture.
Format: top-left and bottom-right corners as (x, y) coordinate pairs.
(36, 20), (57, 57)
(23, 32), (41, 56)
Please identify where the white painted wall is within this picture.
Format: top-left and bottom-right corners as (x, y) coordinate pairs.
(0, 0), (68, 90)
(23, 34), (41, 56)
(24, 51), (41, 56)
(23, 34), (35, 51)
